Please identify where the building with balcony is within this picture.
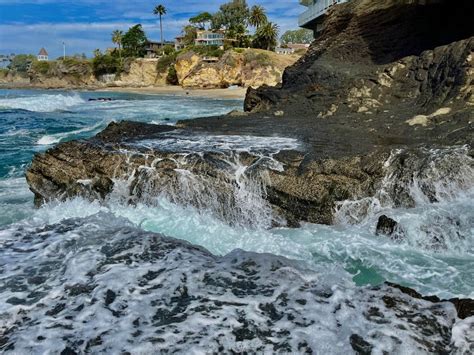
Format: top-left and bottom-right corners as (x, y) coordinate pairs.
(145, 40), (175, 58)
(195, 30), (225, 47)
(299, 0), (350, 35)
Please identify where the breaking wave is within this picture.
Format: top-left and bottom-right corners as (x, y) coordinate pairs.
(36, 120), (107, 145)
(0, 93), (85, 112)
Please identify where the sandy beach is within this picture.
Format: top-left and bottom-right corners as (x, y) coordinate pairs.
(99, 86), (248, 100)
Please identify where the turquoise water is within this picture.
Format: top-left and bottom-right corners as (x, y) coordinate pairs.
(0, 89), (242, 225)
(0, 88), (472, 304)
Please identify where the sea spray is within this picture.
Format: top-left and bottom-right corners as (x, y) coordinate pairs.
(0, 93), (85, 112)
(110, 134), (300, 229)
(336, 146), (474, 223)
(335, 146), (474, 253)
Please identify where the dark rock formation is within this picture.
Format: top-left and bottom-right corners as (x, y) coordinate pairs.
(376, 215), (398, 236)
(246, 0), (474, 118)
(386, 282), (474, 320)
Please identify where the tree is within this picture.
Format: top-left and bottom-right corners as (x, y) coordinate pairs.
(212, 0), (250, 46)
(8, 54), (36, 73)
(93, 49), (102, 58)
(189, 12), (213, 30)
(153, 4), (167, 48)
(112, 30), (124, 62)
(92, 53), (121, 77)
(182, 25), (198, 46)
(122, 24), (148, 58)
(253, 22), (279, 51)
(249, 5), (267, 28)
(280, 29), (313, 44)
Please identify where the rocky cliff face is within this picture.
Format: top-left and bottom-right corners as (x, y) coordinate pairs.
(115, 58), (167, 87)
(245, 0), (474, 120)
(175, 49), (299, 88)
(28, 59), (96, 88)
(0, 71), (31, 85)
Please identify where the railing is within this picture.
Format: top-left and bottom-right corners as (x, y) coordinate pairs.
(298, 0), (349, 26)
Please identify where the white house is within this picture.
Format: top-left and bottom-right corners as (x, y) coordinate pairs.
(195, 30), (225, 47)
(37, 48), (49, 61)
(275, 47), (295, 55)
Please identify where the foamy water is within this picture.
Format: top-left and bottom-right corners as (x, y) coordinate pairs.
(0, 89), (472, 353)
(0, 93), (85, 112)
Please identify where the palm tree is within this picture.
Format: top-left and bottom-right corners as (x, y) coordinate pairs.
(249, 5), (267, 29)
(112, 30), (123, 62)
(255, 22), (279, 51)
(153, 4), (167, 50)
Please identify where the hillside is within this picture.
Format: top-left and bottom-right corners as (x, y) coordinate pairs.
(0, 48), (300, 90)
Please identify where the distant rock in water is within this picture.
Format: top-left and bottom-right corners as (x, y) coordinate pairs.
(376, 215), (398, 237)
(88, 97), (113, 102)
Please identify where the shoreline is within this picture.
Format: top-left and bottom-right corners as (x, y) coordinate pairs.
(0, 84), (248, 100)
(98, 86), (247, 100)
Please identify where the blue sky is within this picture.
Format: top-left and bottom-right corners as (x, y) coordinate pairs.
(0, 0), (301, 58)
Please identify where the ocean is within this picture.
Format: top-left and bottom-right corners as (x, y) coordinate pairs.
(0, 89), (472, 353)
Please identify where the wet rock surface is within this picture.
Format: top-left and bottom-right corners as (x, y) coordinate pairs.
(376, 215), (398, 236)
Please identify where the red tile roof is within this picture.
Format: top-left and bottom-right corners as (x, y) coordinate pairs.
(38, 48), (48, 56)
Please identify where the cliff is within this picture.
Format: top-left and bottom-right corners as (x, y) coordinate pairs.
(1, 49), (297, 90)
(113, 58), (167, 87)
(245, 0), (474, 120)
(175, 49), (299, 88)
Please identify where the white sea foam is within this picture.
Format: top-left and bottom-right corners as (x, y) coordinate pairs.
(0, 93), (85, 112)
(36, 120), (107, 145)
(0, 214), (464, 354)
(0, 177), (34, 226)
(134, 134), (301, 154)
(118, 134), (300, 228)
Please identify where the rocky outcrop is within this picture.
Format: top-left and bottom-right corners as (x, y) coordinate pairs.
(115, 58), (166, 87)
(376, 215), (398, 236)
(29, 59), (96, 88)
(0, 71), (30, 85)
(245, 0), (474, 120)
(26, 123), (389, 226)
(175, 49), (299, 88)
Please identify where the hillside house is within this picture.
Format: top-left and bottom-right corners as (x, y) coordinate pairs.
(195, 30), (225, 47)
(37, 48), (49, 61)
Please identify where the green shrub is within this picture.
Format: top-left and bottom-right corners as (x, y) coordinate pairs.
(163, 45), (176, 56)
(166, 66), (179, 85)
(243, 51), (272, 66)
(156, 53), (178, 73)
(8, 54), (36, 73)
(31, 61), (51, 75)
(92, 54), (121, 77)
(192, 45), (225, 58)
(233, 48), (245, 54)
(0, 68), (9, 78)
